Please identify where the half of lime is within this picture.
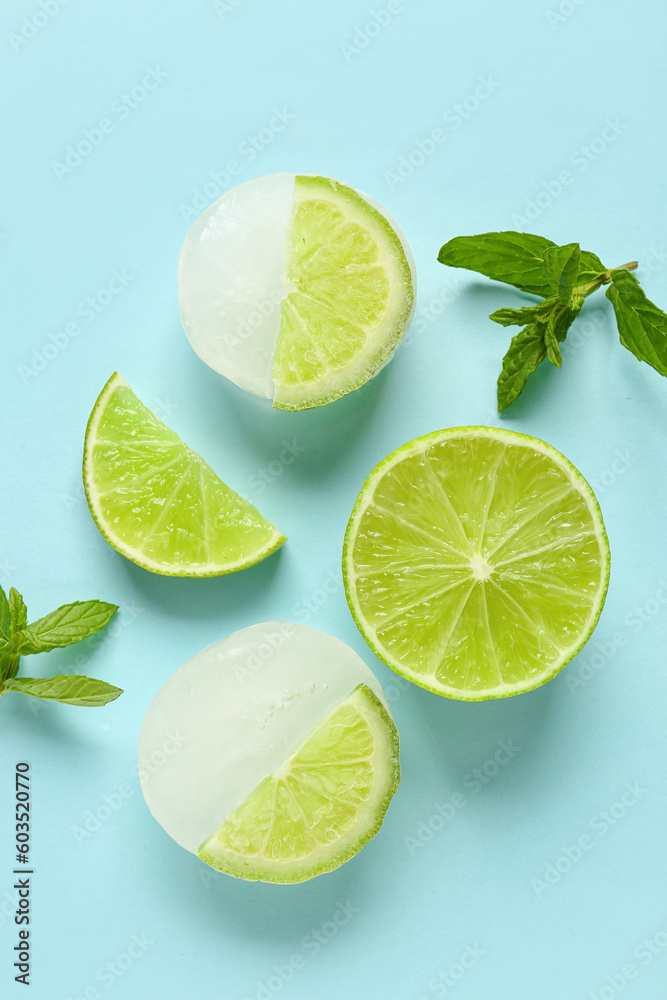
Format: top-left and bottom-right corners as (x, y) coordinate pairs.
(343, 427), (610, 700)
(83, 373), (285, 576)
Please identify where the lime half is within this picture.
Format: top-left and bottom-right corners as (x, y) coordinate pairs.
(343, 427), (610, 701)
(198, 682), (399, 882)
(178, 173), (415, 410)
(83, 373), (285, 576)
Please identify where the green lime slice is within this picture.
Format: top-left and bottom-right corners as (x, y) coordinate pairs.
(343, 427), (610, 701)
(272, 175), (414, 410)
(83, 373), (286, 576)
(198, 683), (400, 883)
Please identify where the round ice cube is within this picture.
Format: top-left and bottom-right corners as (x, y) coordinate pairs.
(138, 622), (388, 855)
(177, 172), (416, 401)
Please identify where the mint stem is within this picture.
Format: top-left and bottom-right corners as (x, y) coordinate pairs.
(576, 260), (638, 298)
(0, 652), (20, 694)
(2, 652), (21, 683)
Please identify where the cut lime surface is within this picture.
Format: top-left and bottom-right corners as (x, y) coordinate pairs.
(137, 624), (396, 878)
(177, 173), (415, 410)
(83, 373), (285, 576)
(343, 427), (610, 701)
(198, 683), (400, 883)
(272, 174), (415, 409)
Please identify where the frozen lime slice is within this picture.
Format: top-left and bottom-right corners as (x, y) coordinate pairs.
(343, 427), (610, 701)
(177, 173), (415, 410)
(83, 373), (285, 576)
(199, 683), (399, 882)
(138, 624), (400, 883)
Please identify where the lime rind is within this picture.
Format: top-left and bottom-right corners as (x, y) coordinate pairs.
(343, 427), (610, 701)
(271, 174), (415, 411)
(83, 373), (286, 577)
(197, 683), (400, 883)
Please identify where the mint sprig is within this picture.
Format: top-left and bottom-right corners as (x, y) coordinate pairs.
(437, 231), (665, 411)
(0, 586), (121, 708)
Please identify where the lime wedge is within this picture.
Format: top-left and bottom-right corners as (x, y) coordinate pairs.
(272, 175), (415, 410)
(198, 683), (400, 883)
(83, 373), (286, 576)
(343, 427), (610, 701)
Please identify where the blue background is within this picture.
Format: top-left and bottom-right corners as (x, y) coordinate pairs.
(1, 1), (667, 998)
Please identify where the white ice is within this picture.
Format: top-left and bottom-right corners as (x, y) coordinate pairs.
(137, 623), (387, 854)
(178, 173), (294, 399)
(177, 173), (416, 400)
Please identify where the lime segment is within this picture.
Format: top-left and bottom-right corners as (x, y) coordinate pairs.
(198, 683), (400, 882)
(343, 427), (610, 700)
(272, 175), (414, 410)
(83, 373), (286, 576)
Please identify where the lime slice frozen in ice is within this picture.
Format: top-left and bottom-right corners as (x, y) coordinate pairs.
(178, 173), (415, 410)
(83, 373), (285, 576)
(198, 683), (399, 882)
(343, 426), (610, 701)
(137, 624), (400, 884)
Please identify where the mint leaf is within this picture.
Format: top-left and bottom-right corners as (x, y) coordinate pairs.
(497, 324), (548, 411)
(16, 600), (118, 655)
(0, 638), (16, 684)
(490, 306), (541, 327)
(438, 232), (559, 296)
(577, 249), (606, 285)
(0, 589), (19, 682)
(544, 314), (562, 367)
(8, 589), (27, 633)
(546, 301), (583, 368)
(606, 270), (667, 377)
(543, 243), (581, 302)
(2, 675), (123, 707)
(0, 586), (10, 639)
